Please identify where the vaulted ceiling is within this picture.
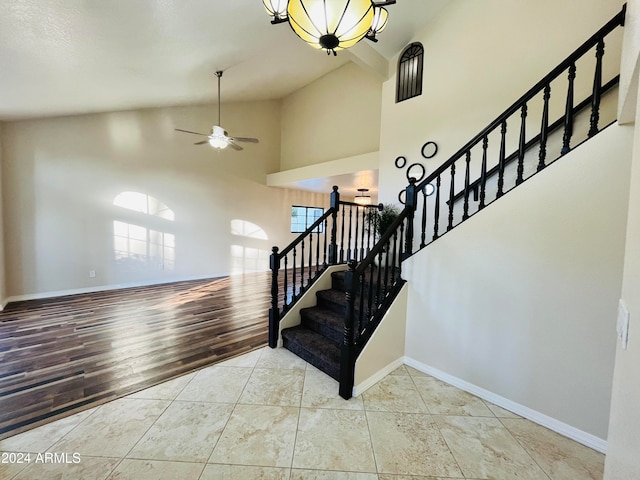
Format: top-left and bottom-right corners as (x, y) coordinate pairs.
(0, 0), (452, 121)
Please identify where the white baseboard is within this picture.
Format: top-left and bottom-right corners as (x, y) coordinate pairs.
(404, 356), (608, 454)
(353, 357), (405, 397)
(2, 271), (252, 306)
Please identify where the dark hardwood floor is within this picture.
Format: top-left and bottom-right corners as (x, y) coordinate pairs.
(0, 271), (290, 440)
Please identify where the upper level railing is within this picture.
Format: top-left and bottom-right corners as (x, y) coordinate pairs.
(338, 5), (626, 399)
(269, 187), (382, 347)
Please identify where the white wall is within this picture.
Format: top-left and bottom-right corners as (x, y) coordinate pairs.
(604, 1), (640, 476)
(281, 62), (382, 170)
(2, 101), (329, 299)
(378, 0), (626, 206)
(403, 125), (632, 442)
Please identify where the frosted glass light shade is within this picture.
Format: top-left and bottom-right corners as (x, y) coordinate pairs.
(263, 0), (288, 20)
(287, 0), (374, 54)
(369, 6), (388, 37)
(208, 137), (228, 149)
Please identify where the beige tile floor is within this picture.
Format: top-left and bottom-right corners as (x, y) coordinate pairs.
(0, 347), (605, 480)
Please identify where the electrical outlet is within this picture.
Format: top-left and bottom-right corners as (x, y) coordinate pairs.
(89, 270), (96, 278)
(617, 299), (630, 350)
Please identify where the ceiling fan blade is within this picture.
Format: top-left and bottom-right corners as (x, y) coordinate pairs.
(231, 136), (259, 143)
(194, 140), (209, 145)
(175, 128), (208, 136)
(227, 140), (243, 151)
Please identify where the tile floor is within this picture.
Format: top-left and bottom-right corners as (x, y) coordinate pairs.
(0, 347), (604, 480)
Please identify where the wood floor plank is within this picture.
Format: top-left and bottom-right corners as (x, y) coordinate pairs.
(0, 271), (292, 439)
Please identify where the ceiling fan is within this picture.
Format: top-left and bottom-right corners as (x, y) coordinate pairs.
(175, 71), (259, 151)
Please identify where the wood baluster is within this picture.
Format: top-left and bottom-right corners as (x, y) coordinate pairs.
(300, 240), (305, 290)
(366, 206), (373, 255)
(307, 234), (313, 285)
(447, 162), (456, 231)
(323, 218), (328, 267)
(360, 207), (366, 260)
(339, 207), (346, 263)
(383, 238), (390, 296)
(292, 247), (297, 300)
(391, 228), (398, 285)
(283, 255), (289, 307)
(463, 151), (471, 220)
(398, 220), (405, 278)
(517, 103), (527, 184)
(316, 229), (321, 274)
(347, 205), (353, 261)
(268, 246), (280, 348)
(329, 186), (339, 265)
(433, 175), (441, 240)
(497, 120), (507, 198)
(479, 136), (488, 209)
(375, 249), (383, 312)
(537, 84), (551, 172)
(588, 39), (605, 138)
(561, 63), (576, 154)
(353, 206), (360, 261)
(420, 188), (427, 248)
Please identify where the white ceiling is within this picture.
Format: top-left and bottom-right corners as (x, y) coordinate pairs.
(0, 1), (452, 196)
(0, 0), (451, 121)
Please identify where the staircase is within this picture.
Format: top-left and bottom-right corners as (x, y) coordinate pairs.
(281, 269), (349, 380)
(269, 6), (626, 400)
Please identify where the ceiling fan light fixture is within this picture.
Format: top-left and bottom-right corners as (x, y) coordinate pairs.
(208, 137), (228, 149)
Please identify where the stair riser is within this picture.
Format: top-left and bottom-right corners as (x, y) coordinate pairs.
(300, 311), (343, 344)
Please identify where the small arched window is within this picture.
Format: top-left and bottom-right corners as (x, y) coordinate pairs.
(396, 42), (424, 103)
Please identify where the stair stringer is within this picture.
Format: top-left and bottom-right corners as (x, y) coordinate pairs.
(276, 264), (348, 347)
(353, 282), (408, 396)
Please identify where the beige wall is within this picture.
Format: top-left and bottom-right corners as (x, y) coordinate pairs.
(605, 1), (640, 476)
(280, 62), (382, 170)
(2, 100), (329, 299)
(0, 122), (5, 307)
(403, 125), (632, 443)
(378, 0), (626, 206)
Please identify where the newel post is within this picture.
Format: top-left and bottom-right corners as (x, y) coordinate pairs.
(339, 259), (358, 399)
(268, 246), (280, 348)
(404, 177), (418, 258)
(328, 186), (340, 265)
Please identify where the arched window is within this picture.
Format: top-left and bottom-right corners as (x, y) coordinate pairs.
(396, 42), (424, 103)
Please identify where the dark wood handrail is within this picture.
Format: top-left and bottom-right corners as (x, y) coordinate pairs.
(277, 207), (335, 259)
(448, 75), (620, 204)
(415, 5), (626, 195)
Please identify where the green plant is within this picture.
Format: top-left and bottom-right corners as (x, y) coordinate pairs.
(367, 204), (401, 239)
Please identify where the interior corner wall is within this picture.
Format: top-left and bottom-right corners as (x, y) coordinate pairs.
(403, 125), (632, 441)
(377, 0), (627, 206)
(0, 122), (6, 307)
(604, 0), (640, 475)
(280, 62), (382, 170)
(2, 100), (329, 300)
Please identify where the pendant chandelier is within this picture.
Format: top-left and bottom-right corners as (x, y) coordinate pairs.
(263, 0), (395, 55)
(354, 188), (372, 205)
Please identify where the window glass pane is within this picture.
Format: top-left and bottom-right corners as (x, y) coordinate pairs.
(291, 206), (325, 233)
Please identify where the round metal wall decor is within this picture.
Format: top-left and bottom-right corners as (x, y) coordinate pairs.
(421, 141), (438, 159)
(405, 163), (426, 183)
(397, 189), (406, 205)
(394, 156), (407, 169)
